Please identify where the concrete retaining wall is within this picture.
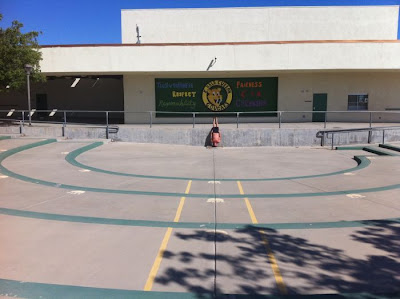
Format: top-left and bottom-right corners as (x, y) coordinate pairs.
(1, 124), (400, 147)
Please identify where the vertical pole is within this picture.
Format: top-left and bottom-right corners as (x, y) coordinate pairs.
(106, 111), (109, 139)
(26, 73), (32, 126)
(369, 112), (372, 128)
(62, 111), (67, 137)
(236, 112), (239, 129)
(63, 111), (67, 127)
(149, 111), (152, 128)
(324, 112), (327, 129)
(331, 133), (334, 150)
(382, 129), (385, 145)
(19, 120), (23, 134)
(368, 130), (372, 144)
(279, 111), (281, 129)
(192, 113), (195, 129)
(22, 111), (25, 125)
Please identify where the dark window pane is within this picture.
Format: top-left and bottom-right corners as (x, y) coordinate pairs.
(348, 94), (368, 111)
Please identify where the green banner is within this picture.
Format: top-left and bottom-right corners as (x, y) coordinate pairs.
(155, 77), (278, 117)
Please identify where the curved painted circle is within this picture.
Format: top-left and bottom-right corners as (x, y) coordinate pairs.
(0, 139), (399, 231)
(2, 138), (400, 299)
(1, 139), (400, 199)
(65, 142), (370, 182)
(1, 207), (399, 230)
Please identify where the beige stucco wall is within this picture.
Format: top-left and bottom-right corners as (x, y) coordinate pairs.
(123, 72), (400, 123)
(40, 42), (400, 74)
(278, 72), (400, 122)
(121, 6), (399, 43)
(123, 75), (155, 123)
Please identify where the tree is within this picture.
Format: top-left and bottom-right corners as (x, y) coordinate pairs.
(0, 14), (45, 92)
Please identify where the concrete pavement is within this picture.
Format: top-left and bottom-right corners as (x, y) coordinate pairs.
(0, 137), (399, 298)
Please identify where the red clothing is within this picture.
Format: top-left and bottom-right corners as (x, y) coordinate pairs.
(212, 132), (221, 145)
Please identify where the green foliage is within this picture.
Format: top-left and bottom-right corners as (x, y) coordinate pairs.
(0, 13), (45, 92)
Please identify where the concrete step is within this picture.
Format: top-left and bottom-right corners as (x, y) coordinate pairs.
(363, 146), (399, 156)
(335, 146), (365, 150)
(379, 143), (400, 153)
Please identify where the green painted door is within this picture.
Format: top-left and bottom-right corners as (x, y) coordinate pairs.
(312, 93), (327, 122)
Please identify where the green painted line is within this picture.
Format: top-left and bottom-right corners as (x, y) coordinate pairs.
(1, 139), (400, 198)
(0, 278), (208, 299)
(66, 142), (371, 182)
(0, 207), (214, 229)
(1, 207), (399, 230)
(0, 278), (399, 299)
(363, 146), (398, 156)
(335, 146), (365, 150)
(379, 144), (400, 153)
(0, 136), (11, 140)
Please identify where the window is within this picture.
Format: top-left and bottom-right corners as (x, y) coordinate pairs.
(348, 94), (368, 111)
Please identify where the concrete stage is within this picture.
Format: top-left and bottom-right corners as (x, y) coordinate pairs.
(0, 136), (399, 298)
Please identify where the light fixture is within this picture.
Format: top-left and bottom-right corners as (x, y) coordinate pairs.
(71, 78), (80, 88)
(206, 57), (217, 71)
(91, 77), (100, 88)
(24, 64), (33, 75)
(7, 109), (15, 117)
(49, 109), (57, 117)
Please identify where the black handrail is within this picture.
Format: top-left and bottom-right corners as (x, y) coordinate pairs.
(316, 126), (400, 148)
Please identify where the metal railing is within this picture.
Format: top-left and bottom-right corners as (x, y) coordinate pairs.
(316, 126), (400, 149)
(0, 109), (399, 139)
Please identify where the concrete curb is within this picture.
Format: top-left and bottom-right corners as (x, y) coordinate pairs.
(2, 125), (400, 146)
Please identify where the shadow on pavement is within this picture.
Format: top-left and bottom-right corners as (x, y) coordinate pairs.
(154, 220), (400, 298)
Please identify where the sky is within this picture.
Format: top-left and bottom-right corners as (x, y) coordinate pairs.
(1, 0), (399, 45)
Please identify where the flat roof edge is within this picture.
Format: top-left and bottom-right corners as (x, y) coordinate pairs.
(40, 40), (400, 48)
(121, 5), (399, 12)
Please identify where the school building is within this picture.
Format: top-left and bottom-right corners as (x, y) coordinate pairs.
(2, 5), (400, 124)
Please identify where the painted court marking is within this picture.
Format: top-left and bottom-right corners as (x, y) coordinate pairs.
(1, 206), (399, 230)
(65, 142), (371, 182)
(143, 180), (192, 291)
(67, 190), (85, 195)
(346, 194), (366, 199)
(1, 139), (400, 296)
(207, 198), (225, 203)
(2, 139), (400, 201)
(237, 181), (288, 295)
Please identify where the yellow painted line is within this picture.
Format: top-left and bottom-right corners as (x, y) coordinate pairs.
(237, 180), (245, 195)
(237, 181), (258, 223)
(144, 180), (192, 291)
(143, 227), (173, 291)
(237, 181), (288, 295)
(173, 180), (191, 222)
(259, 230), (288, 294)
(244, 198), (258, 224)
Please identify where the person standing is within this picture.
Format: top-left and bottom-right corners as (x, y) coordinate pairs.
(211, 117), (221, 147)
